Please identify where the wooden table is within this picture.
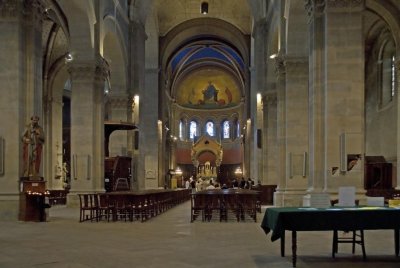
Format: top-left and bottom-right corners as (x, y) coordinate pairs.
(261, 207), (400, 267)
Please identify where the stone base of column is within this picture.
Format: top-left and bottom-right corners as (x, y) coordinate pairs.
(274, 189), (309, 207)
(0, 195), (19, 221)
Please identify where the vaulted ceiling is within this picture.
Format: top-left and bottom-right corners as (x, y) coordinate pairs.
(154, 0), (252, 36)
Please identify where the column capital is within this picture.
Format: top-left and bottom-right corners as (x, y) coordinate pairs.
(284, 55), (309, 75)
(23, 0), (46, 29)
(305, 0), (326, 20)
(262, 91), (278, 106)
(274, 54), (286, 76)
(108, 95), (130, 109)
(252, 19), (268, 38)
(68, 56), (110, 81)
(130, 19), (148, 40)
(0, 0), (21, 19)
(395, 59), (400, 71)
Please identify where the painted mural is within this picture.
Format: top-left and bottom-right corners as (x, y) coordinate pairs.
(175, 68), (241, 109)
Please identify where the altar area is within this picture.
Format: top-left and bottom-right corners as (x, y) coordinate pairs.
(191, 136), (223, 186)
(196, 161), (218, 179)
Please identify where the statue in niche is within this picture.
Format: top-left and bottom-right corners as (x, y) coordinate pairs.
(22, 116), (45, 177)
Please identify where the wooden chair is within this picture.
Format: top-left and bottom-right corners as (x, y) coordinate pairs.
(331, 187), (366, 260)
(78, 194), (96, 222)
(98, 194), (113, 221)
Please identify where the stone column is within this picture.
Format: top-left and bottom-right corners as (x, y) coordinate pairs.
(248, 19), (268, 180)
(144, 67), (160, 188)
(306, 0), (365, 194)
(67, 56), (108, 202)
(273, 54), (287, 206)
(396, 60), (400, 190)
(305, 0), (326, 193)
(129, 20), (146, 190)
(284, 56), (310, 205)
(23, 0), (45, 118)
(0, 0), (25, 220)
(262, 91), (277, 186)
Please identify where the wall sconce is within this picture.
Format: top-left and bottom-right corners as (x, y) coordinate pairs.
(201, 2), (208, 14)
(65, 52), (73, 62)
(269, 53), (277, 59)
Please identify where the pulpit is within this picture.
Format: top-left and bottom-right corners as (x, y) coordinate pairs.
(104, 156), (132, 192)
(19, 178), (48, 222)
(364, 156), (392, 189)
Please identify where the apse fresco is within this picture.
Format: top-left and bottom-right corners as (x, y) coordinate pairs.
(175, 68), (241, 109)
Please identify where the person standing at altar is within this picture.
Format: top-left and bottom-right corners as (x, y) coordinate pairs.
(239, 177), (246, 189)
(22, 115), (45, 177)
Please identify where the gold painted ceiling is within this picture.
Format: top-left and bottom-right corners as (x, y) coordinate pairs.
(175, 68), (241, 109)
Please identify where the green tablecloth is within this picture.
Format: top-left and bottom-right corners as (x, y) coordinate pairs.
(261, 207), (400, 241)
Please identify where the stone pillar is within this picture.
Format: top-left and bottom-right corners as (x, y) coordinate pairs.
(23, 0), (45, 118)
(283, 56), (309, 205)
(305, 0), (326, 193)
(273, 54), (287, 206)
(0, 0), (24, 220)
(144, 67), (160, 188)
(130, 20), (160, 189)
(262, 91), (277, 186)
(248, 19), (268, 180)
(67, 56), (108, 202)
(306, 0), (365, 194)
(396, 60), (400, 190)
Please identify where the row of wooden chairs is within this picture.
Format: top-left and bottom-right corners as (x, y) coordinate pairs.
(191, 189), (260, 223)
(78, 189), (190, 222)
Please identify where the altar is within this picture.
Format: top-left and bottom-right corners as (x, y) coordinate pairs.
(191, 135), (223, 182)
(197, 161), (217, 179)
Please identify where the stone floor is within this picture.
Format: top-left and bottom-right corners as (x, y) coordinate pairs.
(0, 202), (399, 268)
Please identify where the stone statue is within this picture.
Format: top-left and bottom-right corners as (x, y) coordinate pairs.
(22, 115), (45, 177)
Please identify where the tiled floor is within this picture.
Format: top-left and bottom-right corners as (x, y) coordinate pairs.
(0, 202), (399, 268)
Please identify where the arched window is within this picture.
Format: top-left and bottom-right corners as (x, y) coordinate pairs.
(379, 38), (396, 107)
(189, 120), (197, 140)
(235, 119), (240, 138)
(222, 120), (230, 139)
(206, 121), (214, 136)
(179, 120), (184, 140)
